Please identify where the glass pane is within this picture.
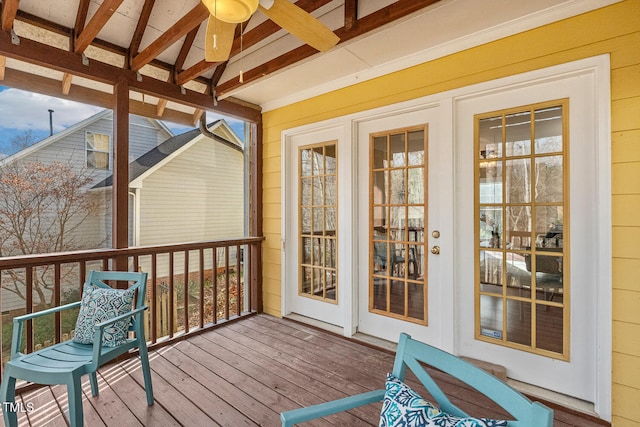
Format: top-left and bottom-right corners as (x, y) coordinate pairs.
(479, 207), (502, 248)
(505, 206), (531, 249)
(389, 133), (406, 167)
(389, 207), (406, 240)
(373, 278), (387, 310)
(325, 144), (336, 174)
(302, 237), (311, 264)
(389, 169), (406, 204)
(407, 206), (423, 236)
(535, 206), (563, 247)
(325, 207), (336, 233)
(326, 238), (336, 268)
(312, 208), (323, 234)
(301, 267), (312, 293)
(373, 136), (387, 169)
(537, 305), (564, 353)
(372, 171), (387, 205)
(478, 116), (503, 159)
(412, 244), (424, 279)
(301, 207), (311, 233)
(534, 106), (563, 154)
(505, 111), (531, 157)
(407, 168), (424, 204)
(312, 177), (323, 205)
(325, 175), (336, 205)
(479, 161), (502, 203)
(390, 280), (405, 315)
(480, 250), (502, 286)
(373, 242), (389, 275)
(373, 205), (387, 231)
(312, 147), (323, 174)
(325, 271), (336, 301)
(506, 252), (531, 298)
(535, 253), (563, 276)
(300, 148), (312, 176)
(507, 299), (531, 346)
(407, 130), (425, 166)
(505, 158), (531, 203)
(535, 155), (563, 203)
(408, 284), (425, 320)
(480, 295), (503, 339)
(390, 243), (405, 279)
(300, 178), (311, 206)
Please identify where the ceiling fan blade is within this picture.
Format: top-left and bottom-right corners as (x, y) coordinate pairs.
(258, 0), (339, 52)
(205, 17), (237, 62)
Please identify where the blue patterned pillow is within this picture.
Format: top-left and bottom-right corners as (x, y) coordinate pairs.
(73, 283), (135, 347)
(379, 374), (508, 427)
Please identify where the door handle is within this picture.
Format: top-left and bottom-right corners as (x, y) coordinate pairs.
(430, 246), (440, 255)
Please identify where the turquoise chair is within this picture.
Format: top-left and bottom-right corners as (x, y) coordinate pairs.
(0, 270), (154, 427)
(281, 333), (553, 427)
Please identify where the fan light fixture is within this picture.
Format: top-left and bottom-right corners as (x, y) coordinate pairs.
(201, 0), (259, 23)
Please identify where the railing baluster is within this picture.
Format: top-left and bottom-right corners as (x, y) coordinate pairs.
(26, 267), (33, 354)
(236, 244), (241, 316)
(213, 247), (218, 325)
(54, 264), (61, 344)
(199, 249), (204, 329)
(151, 254), (158, 343)
(225, 247), (230, 320)
(184, 250), (189, 334)
(169, 251), (174, 338)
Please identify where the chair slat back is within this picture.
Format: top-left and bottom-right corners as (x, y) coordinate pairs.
(87, 270), (147, 308)
(391, 333), (553, 427)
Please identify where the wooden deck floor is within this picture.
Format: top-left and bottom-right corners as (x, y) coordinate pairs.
(4, 314), (608, 426)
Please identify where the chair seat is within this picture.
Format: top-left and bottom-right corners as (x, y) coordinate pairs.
(5, 341), (94, 383)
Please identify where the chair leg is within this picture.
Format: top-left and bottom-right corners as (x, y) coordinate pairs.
(0, 374), (18, 427)
(89, 371), (99, 397)
(67, 378), (84, 427)
(138, 343), (154, 406)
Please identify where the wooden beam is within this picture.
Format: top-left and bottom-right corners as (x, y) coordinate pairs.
(192, 108), (204, 126)
(217, 0), (441, 95)
(61, 72), (73, 94)
(130, 3), (209, 72)
(1, 0), (19, 31)
(344, 0), (357, 30)
(156, 99), (168, 116)
(1, 67), (208, 127)
(0, 55), (5, 80)
(129, 0), (155, 56)
(74, 0), (91, 35)
(175, 59), (222, 86)
(75, 0), (124, 53)
(0, 29), (261, 122)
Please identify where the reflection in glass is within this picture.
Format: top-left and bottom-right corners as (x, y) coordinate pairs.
(480, 207), (502, 248)
(408, 284), (425, 320)
(373, 137), (387, 169)
(535, 155), (563, 203)
(301, 148), (312, 176)
(302, 237), (311, 264)
(390, 280), (405, 315)
(390, 169), (406, 204)
(301, 266), (312, 293)
(534, 106), (563, 154)
(479, 161), (503, 204)
(408, 130), (425, 166)
(373, 278), (388, 310)
(312, 176), (323, 205)
(507, 300), (531, 346)
(505, 158), (531, 203)
(480, 295), (503, 339)
(479, 250), (502, 286)
(372, 171), (387, 205)
(408, 168), (424, 204)
(505, 252), (531, 298)
(301, 207), (311, 233)
(325, 144), (336, 174)
(505, 111), (532, 156)
(536, 305), (563, 353)
(390, 134), (406, 167)
(478, 116), (503, 159)
(535, 206), (563, 248)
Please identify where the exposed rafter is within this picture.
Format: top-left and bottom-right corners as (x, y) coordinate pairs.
(0, 0), (18, 31)
(75, 0), (125, 53)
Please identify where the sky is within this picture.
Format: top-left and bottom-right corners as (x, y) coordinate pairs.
(0, 86), (245, 156)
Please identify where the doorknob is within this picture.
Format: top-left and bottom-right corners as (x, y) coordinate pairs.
(431, 246), (440, 255)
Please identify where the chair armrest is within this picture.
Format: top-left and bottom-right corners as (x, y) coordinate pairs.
(280, 389), (385, 427)
(91, 306), (148, 364)
(10, 301), (82, 359)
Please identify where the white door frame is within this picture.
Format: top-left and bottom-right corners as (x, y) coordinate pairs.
(280, 54), (611, 420)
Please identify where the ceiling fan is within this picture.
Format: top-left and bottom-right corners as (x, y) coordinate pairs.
(200, 0), (340, 62)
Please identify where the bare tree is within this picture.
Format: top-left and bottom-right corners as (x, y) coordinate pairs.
(0, 160), (97, 306)
(9, 129), (41, 153)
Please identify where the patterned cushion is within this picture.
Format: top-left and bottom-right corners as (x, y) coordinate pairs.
(379, 374), (508, 427)
(73, 283), (135, 347)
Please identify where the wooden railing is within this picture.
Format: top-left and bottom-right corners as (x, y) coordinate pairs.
(0, 237), (263, 383)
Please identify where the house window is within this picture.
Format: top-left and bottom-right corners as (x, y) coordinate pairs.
(370, 126), (427, 324)
(475, 100), (569, 359)
(86, 132), (111, 169)
(299, 142), (338, 302)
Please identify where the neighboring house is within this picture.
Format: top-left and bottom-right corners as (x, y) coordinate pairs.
(0, 111), (245, 312)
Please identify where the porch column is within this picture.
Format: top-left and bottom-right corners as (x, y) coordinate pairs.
(113, 78), (129, 274)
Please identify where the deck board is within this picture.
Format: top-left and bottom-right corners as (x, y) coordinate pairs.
(2, 314), (608, 427)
